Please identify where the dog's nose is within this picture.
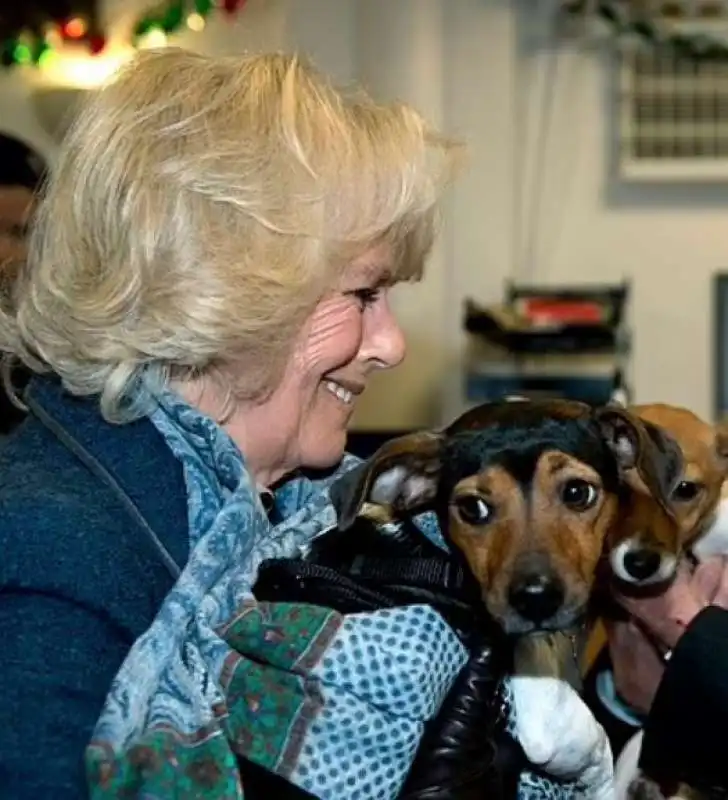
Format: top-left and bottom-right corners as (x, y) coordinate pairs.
(508, 571), (565, 623)
(622, 548), (663, 582)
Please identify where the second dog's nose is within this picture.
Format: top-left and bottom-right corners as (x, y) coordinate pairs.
(508, 571), (565, 623)
(622, 548), (662, 582)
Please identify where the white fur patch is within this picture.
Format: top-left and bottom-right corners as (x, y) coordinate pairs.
(609, 537), (677, 585)
(370, 467), (435, 509)
(609, 389), (629, 407)
(614, 433), (636, 465)
(614, 731), (692, 799)
(613, 730), (643, 799)
(692, 495), (728, 559)
(510, 675), (614, 797)
(370, 466), (408, 506)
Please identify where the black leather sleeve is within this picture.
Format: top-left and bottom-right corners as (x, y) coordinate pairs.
(253, 518), (517, 799)
(640, 605), (728, 794)
(400, 640), (523, 800)
(237, 755), (317, 799)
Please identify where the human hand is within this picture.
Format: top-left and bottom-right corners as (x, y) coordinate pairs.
(607, 617), (665, 715)
(617, 556), (728, 650)
(608, 555), (728, 714)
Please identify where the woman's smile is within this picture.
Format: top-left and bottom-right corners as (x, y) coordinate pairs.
(322, 378), (365, 407)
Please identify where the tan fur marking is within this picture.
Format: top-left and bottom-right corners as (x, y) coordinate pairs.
(623, 403), (728, 552)
(449, 452), (618, 629)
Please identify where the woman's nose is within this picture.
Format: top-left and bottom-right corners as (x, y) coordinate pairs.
(361, 297), (406, 369)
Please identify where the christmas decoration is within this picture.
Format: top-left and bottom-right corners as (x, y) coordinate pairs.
(0, 0), (247, 70)
(132, 0), (248, 49)
(562, 0), (728, 60)
(0, 1), (102, 68)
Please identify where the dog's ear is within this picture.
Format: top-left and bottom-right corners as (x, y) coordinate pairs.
(714, 421), (728, 475)
(594, 406), (683, 513)
(330, 431), (444, 530)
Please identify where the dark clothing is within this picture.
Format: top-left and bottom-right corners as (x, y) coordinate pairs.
(0, 133), (48, 436)
(585, 607), (728, 794)
(581, 647), (643, 759)
(640, 605), (728, 794)
(0, 133), (46, 190)
(0, 377), (189, 799)
(0, 365), (29, 434)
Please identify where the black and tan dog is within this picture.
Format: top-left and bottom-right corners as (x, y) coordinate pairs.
(332, 398), (683, 676)
(322, 398), (686, 796)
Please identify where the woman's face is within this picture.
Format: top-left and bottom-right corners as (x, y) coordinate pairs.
(224, 243), (407, 485)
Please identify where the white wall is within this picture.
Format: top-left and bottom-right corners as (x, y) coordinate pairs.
(4, 0), (726, 427)
(349, 0), (452, 430)
(499, 2), (728, 425)
(354, 0), (728, 426)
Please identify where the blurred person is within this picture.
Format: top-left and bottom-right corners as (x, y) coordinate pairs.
(0, 132), (45, 434)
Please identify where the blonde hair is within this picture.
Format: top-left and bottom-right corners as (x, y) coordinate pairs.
(0, 48), (461, 422)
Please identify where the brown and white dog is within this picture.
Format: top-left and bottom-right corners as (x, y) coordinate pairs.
(606, 403), (728, 593)
(601, 404), (728, 800)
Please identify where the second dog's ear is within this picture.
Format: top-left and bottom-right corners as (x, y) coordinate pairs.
(330, 431), (444, 530)
(595, 407), (683, 513)
(714, 421), (728, 474)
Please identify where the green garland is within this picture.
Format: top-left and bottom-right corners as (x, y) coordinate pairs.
(133, 0), (245, 45)
(562, 0), (728, 60)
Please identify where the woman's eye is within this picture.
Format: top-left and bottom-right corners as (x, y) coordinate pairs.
(560, 479), (599, 511)
(453, 495), (493, 526)
(349, 288), (381, 310)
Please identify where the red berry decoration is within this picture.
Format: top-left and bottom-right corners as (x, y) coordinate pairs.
(222, 0), (243, 15)
(89, 35), (107, 55)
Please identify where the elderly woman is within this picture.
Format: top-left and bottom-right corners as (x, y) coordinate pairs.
(0, 48), (459, 800)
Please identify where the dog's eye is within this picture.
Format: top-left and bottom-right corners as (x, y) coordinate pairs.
(561, 479), (599, 511)
(672, 480), (701, 502)
(454, 495), (492, 526)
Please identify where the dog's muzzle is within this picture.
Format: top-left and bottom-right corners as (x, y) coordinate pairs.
(609, 537), (678, 586)
(500, 552), (583, 633)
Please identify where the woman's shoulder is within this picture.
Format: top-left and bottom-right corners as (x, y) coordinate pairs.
(0, 415), (184, 639)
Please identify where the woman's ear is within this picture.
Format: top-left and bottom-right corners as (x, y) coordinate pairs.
(330, 431), (443, 530)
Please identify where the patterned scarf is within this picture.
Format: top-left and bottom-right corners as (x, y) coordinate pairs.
(84, 390), (611, 799)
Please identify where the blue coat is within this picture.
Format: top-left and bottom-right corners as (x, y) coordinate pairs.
(0, 377), (190, 799)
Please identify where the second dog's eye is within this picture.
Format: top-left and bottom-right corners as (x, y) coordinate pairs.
(454, 495), (493, 526)
(561, 479), (599, 511)
(672, 480), (701, 502)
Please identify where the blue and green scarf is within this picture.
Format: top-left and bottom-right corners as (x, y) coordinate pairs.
(85, 391), (604, 799)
